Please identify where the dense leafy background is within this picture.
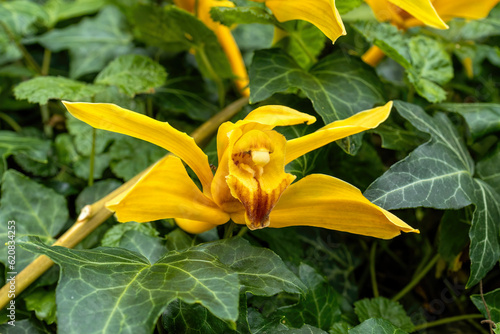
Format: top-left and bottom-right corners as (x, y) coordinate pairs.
(0, 0), (499, 333)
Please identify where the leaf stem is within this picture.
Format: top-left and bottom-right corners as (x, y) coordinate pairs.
(223, 221), (236, 239)
(0, 22), (41, 74)
(392, 254), (440, 302)
(41, 49), (51, 76)
(196, 45), (226, 108)
(412, 314), (484, 332)
(0, 96), (249, 309)
(40, 49), (53, 137)
(88, 128), (96, 186)
(370, 242), (379, 298)
(0, 112), (22, 132)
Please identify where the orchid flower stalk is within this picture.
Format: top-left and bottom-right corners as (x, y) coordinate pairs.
(362, 0), (500, 66)
(63, 101), (418, 239)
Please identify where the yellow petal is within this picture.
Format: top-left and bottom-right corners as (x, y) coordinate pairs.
(226, 129), (295, 229)
(269, 174), (418, 239)
(263, 0), (346, 43)
(175, 218), (218, 234)
(388, 0), (448, 29)
(62, 101), (214, 194)
(285, 102), (393, 164)
(106, 155), (230, 224)
(243, 105), (316, 127)
(430, 0), (499, 21)
(216, 105), (315, 163)
(362, 45), (386, 67)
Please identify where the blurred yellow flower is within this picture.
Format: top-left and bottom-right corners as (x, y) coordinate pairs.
(363, 0), (500, 66)
(63, 101), (418, 239)
(174, 0), (249, 96)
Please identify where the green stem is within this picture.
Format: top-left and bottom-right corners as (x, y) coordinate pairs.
(236, 227), (248, 238)
(392, 254), (440, 302)
(41, 48), (51, 76)
(223, 221), (236, 239)
(412, 314), (484, 332)
(370, 242), (379, 298)
(196, 46), (225, 108)
(40, 104), (52, 137)
(88, 128), (96, 186)
(0, 22), (41, 74)
(0, 112), (22, 132)
(146, 97), (153, 118)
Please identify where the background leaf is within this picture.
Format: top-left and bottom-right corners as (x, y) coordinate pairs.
(14, 76), (101, 105)
(365, 101), (475, 210)
(249, 49), (384, 154)
(348, 318), (408, 334)
(21, 237), (241, 334)
(95, 54), (167, 97)
(354, 297), (414, 332)
(0, 170), (68, 274)
(471, 288), (500, 322)
(33, 6), (134, 78)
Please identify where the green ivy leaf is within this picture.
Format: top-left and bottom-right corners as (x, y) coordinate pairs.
(210, 6), (274, 26)
(0, 0), (48, 35)
(95, 54), (167, 97)
(0, 29), (22, 66)
(348, 318), (408, 334)
(467, 179), (500, 287)
(66, 113), (117, 156)
(73, 153), (111, 180)
(101, 221), (158, 246)
(445, 8), (500, 41)
(336, 0), (363, 14)
(0, 131), (51, 179)
(352, 22), (453, 103)
(24, 288), (57, 325)
(365, 101), (475, 210)
(274, 21), (326, 69)
(0, 170), (68, 273)
(471, 287), (500, 322)
(14, 76), (101, 105)
(75, 179), (122, 213)
(109, 136), (166, 181)
(21, 236), (241, 334)
(438, 210), (470, 263)
(43, 0), (106, 28)
(198, 237), (306, 296)
(436, 103), (500, 141)
(280, 264), (342, 330)
(0, 318), (52, 333)
(162, 299), (242, 334)
(249, 49), (384, 154)
(477, 144), (500, 194)
(33, 6), (134, 78)
(354, 297), (414, 332)
(133, 4), (233, 80)
(406, 36), (453, 103)
(372, 122), (428, 152)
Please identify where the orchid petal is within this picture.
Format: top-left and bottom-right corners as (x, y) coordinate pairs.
(216, 105), (316, 163)
(387, 0), (448, 29)
(175, 218), (218, 234)
(285, 102), (392, 164)
(269, 174), (418, 239)
(106, 156), (230, 225)
(260, 0), (346, 43)
(62, 101), (214, 194)
(424, 0), (499, 21)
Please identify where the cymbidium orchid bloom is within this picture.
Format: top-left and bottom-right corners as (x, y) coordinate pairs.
(251, 0), (347, 43)
(174, 0), (249, 96)
(63, 101), (418, 239)
(362, 0), (500, 66)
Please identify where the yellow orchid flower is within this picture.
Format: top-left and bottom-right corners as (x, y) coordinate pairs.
(62, 101), (418, 239)
(251, 0), (346, 43)
(174, 0), (250, 96)
(362, 0), (500, 66)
